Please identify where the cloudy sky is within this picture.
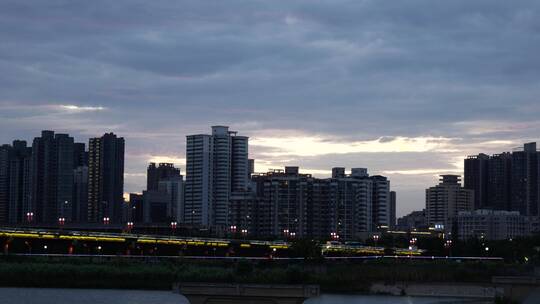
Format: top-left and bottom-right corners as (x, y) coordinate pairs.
(1, 1), (540, 217)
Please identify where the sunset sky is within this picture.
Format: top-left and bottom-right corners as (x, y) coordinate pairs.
(2, 1), (540, 216)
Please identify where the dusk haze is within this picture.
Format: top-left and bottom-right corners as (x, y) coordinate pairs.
(1, 1), (540, 304)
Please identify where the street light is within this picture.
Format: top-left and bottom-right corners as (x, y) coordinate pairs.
(170, 221), (177, 235)
(373, 234), (380, 245)
(26, 212), (34, 223)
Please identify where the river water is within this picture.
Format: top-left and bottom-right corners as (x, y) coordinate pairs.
(0, 288), (494, 304)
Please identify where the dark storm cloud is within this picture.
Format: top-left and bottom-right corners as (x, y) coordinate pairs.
(2, 0), (540, 215)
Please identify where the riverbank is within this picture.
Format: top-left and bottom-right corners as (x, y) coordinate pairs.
(0, 287), (497, 304)
(0, 255), (533, 293)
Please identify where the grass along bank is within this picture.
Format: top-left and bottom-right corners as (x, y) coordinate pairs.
(0, 256), (533, 293)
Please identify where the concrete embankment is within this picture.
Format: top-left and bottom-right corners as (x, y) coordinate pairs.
(371, 282), (503, 299)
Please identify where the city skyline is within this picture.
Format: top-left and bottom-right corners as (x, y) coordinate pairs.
(1, 128), (539, 218)
(2, 1), (540, 217)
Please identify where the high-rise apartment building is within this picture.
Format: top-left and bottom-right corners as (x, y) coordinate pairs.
(390, 191), (397, 229)
(128, 193), (144, 223)
(0, 145), (11, 223)
(247, 167), (385, 240)
(87, 133), (125, 223)
(464, 143), (540, 216)
(425, 175), (474, 229)
(328, 170), (372, 239)
(184, 126), (248, 227)
(511, 143), (539, 216)
(7, 141), (32, 224)
(158, 175), (184, 223)
(251, 167), (331, 239)
(487, 153), (512, 210)
(30, 131), (75, 224)
(464, 153), (489, 209)
(371, 175), (391, 229)
(73, 142), (88, 168)
(73, 166), (88, 222)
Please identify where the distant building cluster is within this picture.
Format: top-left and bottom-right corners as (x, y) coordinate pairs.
(0, 131), (124, 225)
(397, 142), (540, 240)
(128, 126), (396, 240)
(4, 128), (540, 242)
(0, 126), (396, 241)
(464, 142), (540, 215)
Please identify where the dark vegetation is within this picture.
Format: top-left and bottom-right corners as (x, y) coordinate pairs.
(0, 255), (533, 292)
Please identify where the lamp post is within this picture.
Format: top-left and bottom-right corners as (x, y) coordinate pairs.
(444, 239), (452, 256)
(373, 234), (380, 246)
(26, 212), (34, 223)
(62, 200), (69, 221)
(170, 221), (178, 236)
(283, 229), (290, 239)
(230, 225), (237, 236)
(126, 221), (134, 232)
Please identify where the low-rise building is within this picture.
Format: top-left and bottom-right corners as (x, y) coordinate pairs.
(396, 209), (428, 231)
(456, 209), (538, 240)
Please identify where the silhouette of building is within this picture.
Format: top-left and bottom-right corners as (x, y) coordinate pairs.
(327, 169), (373, 239)
(371, 175), (391, 230)
(487, 153), (512, 211)
(464, 153), (489, 209)
(0, 144), (11, 223)
(251, 167), (331, 239)
(30, 131), (75, 224)
(511, 143), (539, 216)
(73, 166), (88, 223)
(146, 163), (181, 191)
(128, 193), (143, 223)
(73, 142), (88, 168)
(87, 133), (125, 223)
(390, 191), (397, 230)
(159, 176), (184, 223)
(464, 143), (540, 216)
(247, 167), (389, 240)
(0, 141), (32, 224)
